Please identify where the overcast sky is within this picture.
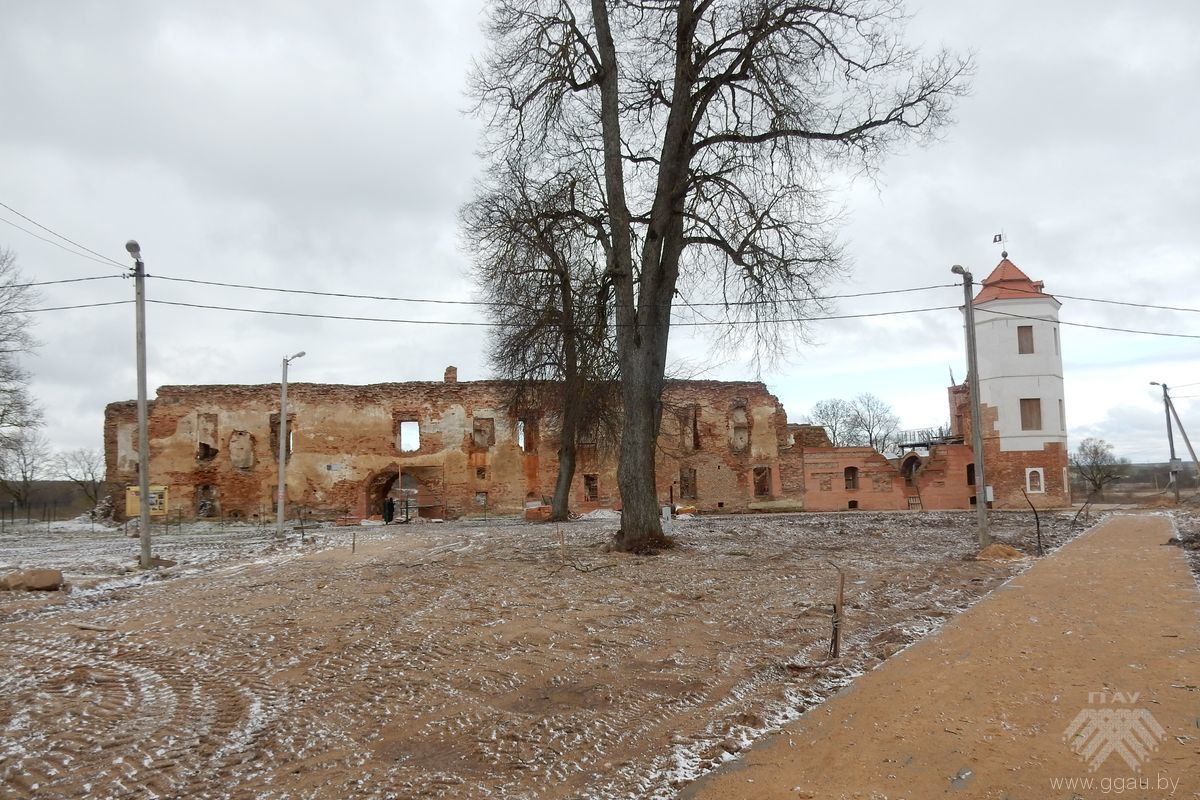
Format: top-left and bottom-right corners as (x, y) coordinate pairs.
(1, 0), (1197, 465)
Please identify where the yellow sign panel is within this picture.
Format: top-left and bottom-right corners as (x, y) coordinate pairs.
(125, 485), (169, 517)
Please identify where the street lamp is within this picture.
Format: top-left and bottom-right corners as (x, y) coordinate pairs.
(952, 265), (990, 547)
(276, 351), (306, 538)
(126, 239), (153, 568)
(1150, 381), (1180, 503)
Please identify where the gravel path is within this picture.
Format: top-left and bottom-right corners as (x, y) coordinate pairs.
(682, 512), (1200, 799)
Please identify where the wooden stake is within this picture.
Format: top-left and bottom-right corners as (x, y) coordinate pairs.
(828, 561), (845, 658)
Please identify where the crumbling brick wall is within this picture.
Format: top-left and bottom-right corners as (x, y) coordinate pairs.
(103, 376), (801, 520)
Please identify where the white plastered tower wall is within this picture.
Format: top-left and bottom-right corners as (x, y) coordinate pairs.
(968, 256), (1071, 507)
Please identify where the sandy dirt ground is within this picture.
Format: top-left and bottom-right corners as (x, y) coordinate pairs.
(683, 513), (1200, 800)
(1, 511), (1082, 799)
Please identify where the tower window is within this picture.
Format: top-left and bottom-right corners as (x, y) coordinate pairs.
(583, 474), (599, 501)
(1019, 398), (1042, 431)
(1025, 468), (1045, 494)
(1058, 399), (1065, 432)
(1017, 325), (1034, 354)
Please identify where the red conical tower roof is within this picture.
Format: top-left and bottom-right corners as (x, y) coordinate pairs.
(974, 255), (1047, 304)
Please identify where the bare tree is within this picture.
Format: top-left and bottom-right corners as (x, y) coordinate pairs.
(54, 448), (105, 506)
(808, 398), (857, 447)
(0, 429), (50, 508)
(0, 248), (41, 456)
(462, 158), (620, 521)
(470, 0), (971, 551)
(1070, 437), (1129, 499)
(848, 393), (900, 455)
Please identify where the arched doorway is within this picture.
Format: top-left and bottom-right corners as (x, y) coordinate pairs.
(900, 453), (922, 488)
(364, 467), (399, 518)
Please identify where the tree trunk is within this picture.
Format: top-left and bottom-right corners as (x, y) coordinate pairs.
(550, 397), (581, 521)
(613, 350), (669, 551)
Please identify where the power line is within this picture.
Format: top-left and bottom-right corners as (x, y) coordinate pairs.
(19, 300), (133, 314)
(0, 216), (129, 270)
(145, 298), (959, 327)
(11, 275), (125, 289)
(974, 278), (1200, 314)
(0, 201), (128, 268)
(980, 307), (1200, 340)
(148, 273), (957, 309)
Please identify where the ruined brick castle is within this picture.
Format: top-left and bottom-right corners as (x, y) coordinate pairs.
(103, 257), (1069, 520)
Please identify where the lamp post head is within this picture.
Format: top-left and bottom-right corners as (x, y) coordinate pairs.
(289, 351), (306, 361)
(951, 264), (968, 277)
(125, 240), (142, 261)
(1150, 381), (1161, 386)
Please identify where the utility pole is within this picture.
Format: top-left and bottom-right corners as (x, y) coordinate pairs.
(1151, 382), (1181, 503)
(126, 240), (152, 568)
(952, 265), (990, 547)
(1164, 395), (1200, 485)
(276, 351), (305, 538)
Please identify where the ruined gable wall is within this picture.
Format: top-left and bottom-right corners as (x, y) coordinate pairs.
(912, 444), (975, 510)
(651, 381), (798, 512)
(799, 447), (909, 512)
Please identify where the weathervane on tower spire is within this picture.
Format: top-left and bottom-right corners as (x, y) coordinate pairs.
(992, 230), (1008, 259)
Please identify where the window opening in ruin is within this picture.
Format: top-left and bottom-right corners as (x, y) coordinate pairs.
(269, 413), (295, 460)
(752, 466), (771, 497)
(1026, 468), (1045, 493)
(966, 463), (976, 486)
(684, 404), (701, 450)
(476, 466), (488, 480)
(1019, 398), (1042, 431)
(1017, 325), (1034, 354)
(844, 466), (859, 490)
(196, 412), (219, 461)
(578, 424), (597, 447)
(731, 406), (749, 452)
(848, 500), (859, 510)
(196, 484), (218, 517)
(516, 417), (538, 453)
(475, 491), (488, 507)
(473, 417), (496, 448)
(583, 474), (599, 501)
(398, 420), (420, 452)
(679, 467), (697, 500)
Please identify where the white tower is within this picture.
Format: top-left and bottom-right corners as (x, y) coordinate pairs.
(970, 254), (1070, 507)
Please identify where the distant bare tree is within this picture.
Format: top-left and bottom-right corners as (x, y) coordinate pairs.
(0, 248), (41, 456)
(808, 399), (857, 447)
(847, 393), (901, 455)
(462, 157), (619, 521)
(1070, 437), (1129, 498)
(0, 429), (50, 508)
(469, 0), (971, 551)
(54, 448), (105, 506)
